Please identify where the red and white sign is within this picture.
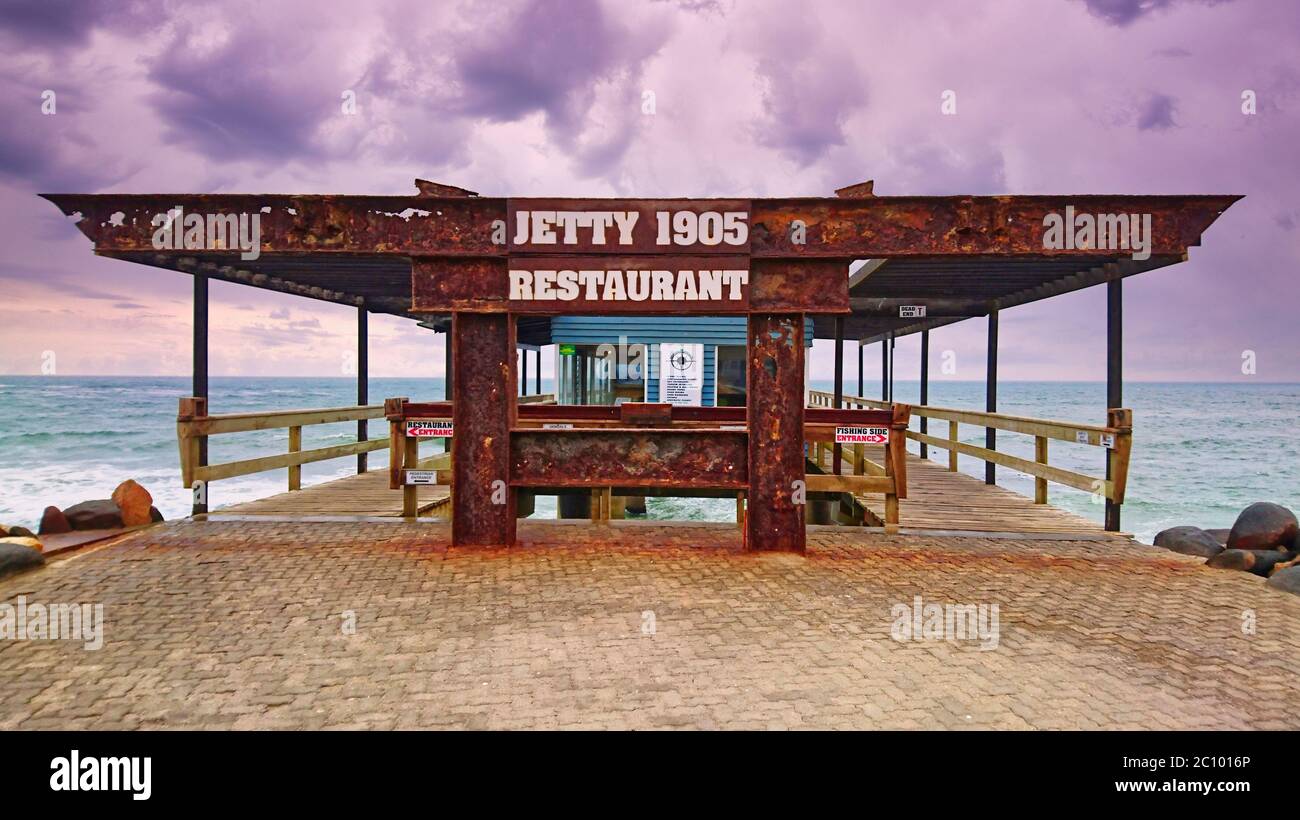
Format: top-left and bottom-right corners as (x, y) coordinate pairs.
(834, 426), (889, 444)
(407, 420), (453, 438)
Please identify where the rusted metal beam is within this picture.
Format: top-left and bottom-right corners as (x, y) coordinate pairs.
(511, 430), (747, 488)
(42, 194), (1240, 260)
(746, 313), (806, 553)
(451, 312), (516, 546)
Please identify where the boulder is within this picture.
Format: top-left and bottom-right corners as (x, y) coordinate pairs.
(5, 525), (36, 539)
(111, 479), (154, 527)
(1267, 565), (1300, 596)
(63, 499), (124, 531)
(1206, 528), (1232, 545)
(1207, 548), (1294, 577)
(1227, 502), (1298, 551)
(0, 541), (44, 579)
(149, 506), (165, 523)
(1153, 526), (1223, 557)
(38, 506), (72, 535)
(0, 536), (44, 553)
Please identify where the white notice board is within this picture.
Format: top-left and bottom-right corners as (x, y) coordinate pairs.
(659, 343), (704, 406)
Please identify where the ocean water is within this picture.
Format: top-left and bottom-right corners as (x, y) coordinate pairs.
(0, 375), (1295, 544)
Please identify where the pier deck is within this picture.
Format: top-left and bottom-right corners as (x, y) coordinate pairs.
(3, 519), (1297, 730)
(216, 457), (449, 518)
(813, 446), (1121, 538)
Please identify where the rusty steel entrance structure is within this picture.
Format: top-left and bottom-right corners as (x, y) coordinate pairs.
(45, 182), (1238, 551)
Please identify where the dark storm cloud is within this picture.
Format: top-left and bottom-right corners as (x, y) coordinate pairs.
(1078, 0), (1234, 27)
(1135, 92), (1178, 130)
(0, 0), (126, 49)
(144, 22), (346, 162)
(752, 52), (867, 167)
(448, 0), (668, 146)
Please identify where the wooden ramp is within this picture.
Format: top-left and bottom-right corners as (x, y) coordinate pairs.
(215, 457), (449, 518)
(816, 446), (1124, 538)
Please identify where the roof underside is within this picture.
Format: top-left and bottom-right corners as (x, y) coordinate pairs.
(103, 248), (1187, 347)
(49, 188), (1237, 348)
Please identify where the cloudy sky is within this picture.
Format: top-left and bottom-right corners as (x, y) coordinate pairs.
(0, 0), (1296, 383)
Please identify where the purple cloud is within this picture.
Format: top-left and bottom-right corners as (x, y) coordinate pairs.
(1135, 92), (1178, 130)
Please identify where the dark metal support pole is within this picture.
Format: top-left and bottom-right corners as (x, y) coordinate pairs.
(535, 349), (541, 395)
(985, 310), (999, 485)
(888, 334), (896, 402)
(881, 338), (888, 400)
(192, 272), (208, 515)
(356, 304), (368, 473)
(521, 346), (528, 396)
(832, 316), (844, 474)
(1106, 278), (1123, 532)
(857, 341), (864, 399)
(919, 329), (930, 459)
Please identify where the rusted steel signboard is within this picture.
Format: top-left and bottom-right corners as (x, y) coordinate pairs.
(508, 199), (751, 254)
(411, 257), (848, 314)
(507, 257), (749, 312)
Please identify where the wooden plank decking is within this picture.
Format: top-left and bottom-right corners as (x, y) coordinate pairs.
(815, 445), (1125, 538)
(215, 456), (450, 518)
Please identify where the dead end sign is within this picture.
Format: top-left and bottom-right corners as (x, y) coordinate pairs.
(835, 426), (889, 444)
(407, 420), (453, 438)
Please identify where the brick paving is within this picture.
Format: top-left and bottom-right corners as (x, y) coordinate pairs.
(2, 518), (1298, 730)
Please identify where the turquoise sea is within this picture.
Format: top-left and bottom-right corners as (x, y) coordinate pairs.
(0, 376), (1295, 544)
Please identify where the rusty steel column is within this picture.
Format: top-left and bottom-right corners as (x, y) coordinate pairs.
(832, 315), (844, 474)
(746, 313), (805, 553)
(451, 312), (517, 546)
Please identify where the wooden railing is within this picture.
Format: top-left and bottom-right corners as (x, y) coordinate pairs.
(807, 390), (1132, 512)
(176, 394), (558, 496)
(385, 398), (910, 530)
(176, 397), (390, 493)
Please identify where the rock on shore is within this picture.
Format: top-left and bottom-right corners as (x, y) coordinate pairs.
(0, 540), (45, 580)
(1227, 502), (1298, 551)
(1153, 526), (1223, 558)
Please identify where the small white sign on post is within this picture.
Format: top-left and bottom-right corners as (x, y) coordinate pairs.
(1100, 433), (1116, 449)
(405, 470), (440, 485)
(542, 422), (575, 429)
(1075, 431), (1089, 445)
(659, 343), (704, 407)
(407, 420), (453, 438)
(899, 305), (926, 319)
(834, 426), (890, 444)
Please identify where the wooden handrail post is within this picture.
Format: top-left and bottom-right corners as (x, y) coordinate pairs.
(384, 397), (407, 491)
(1107, 407), (1133, 506)
(177, 396), (208, 490)
(402, 434), (419, 517)
(736, 491), (745, 527)
(1034, 435), (1048, 504)
(287, 425), (302, 491)
(853, 443), (865, 476)
(948, 420), (959, 472)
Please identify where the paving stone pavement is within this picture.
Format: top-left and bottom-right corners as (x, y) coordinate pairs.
(2, 518), (1298, 730)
